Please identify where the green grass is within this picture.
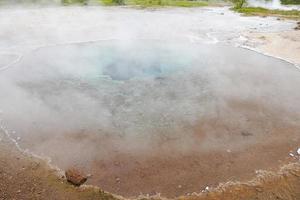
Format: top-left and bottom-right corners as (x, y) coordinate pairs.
(133, 0), (208, 7)
(101, 0), (209, 7)
(281, 0), (300, 5)
(59, 0), (212, 7)
(233, 7), (300, 19)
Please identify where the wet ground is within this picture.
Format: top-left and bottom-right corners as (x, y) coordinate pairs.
(0, 5), (299, 198)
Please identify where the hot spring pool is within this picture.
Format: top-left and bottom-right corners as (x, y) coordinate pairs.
(0, 40), (300, 197)
(20, 41), (213, 81)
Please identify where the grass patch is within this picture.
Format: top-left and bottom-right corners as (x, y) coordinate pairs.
(281, 0), (300, 5)
(101, 0), (209, 7)
(130, 0), (208, 7)
(59, 0), (212, 7)
(233, 7), (300, 19)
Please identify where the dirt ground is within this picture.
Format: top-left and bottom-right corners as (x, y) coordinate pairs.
(14, 96), (297, 198)
(0, 130), (117, 200)
(1, 128), (300, 200)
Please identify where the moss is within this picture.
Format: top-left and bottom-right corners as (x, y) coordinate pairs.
(233, 7), (300, 19)
(281, 0), (300, 5)
(232, 0), (245, 9)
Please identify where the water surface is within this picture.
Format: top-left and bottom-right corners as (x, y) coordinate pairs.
(0, 40), (299, 197)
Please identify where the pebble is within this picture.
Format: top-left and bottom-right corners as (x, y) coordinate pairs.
(65, 168), (87, 186)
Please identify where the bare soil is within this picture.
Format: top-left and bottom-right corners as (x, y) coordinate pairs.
(0, 130), (117, 200)
(1, 129), (300, 200)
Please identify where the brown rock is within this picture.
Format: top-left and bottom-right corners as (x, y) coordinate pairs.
(65, 168), (87, 186)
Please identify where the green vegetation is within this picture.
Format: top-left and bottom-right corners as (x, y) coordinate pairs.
(281, 0), (300, 5)
(230, 0), (300, 19)
(233, 6), (300, 19)
(232, 0), (245, 9)
(113, 0), (208, 7)
(60, 0), (210, 6)
(0, 0), (222, 7)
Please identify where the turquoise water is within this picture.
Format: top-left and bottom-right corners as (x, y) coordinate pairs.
(33, 41), (199, 82)
(3, 40), (300, 137)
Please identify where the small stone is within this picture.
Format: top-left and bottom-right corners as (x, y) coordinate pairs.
(178, 185), (182, 188)
(65, 168), (87, 186)
(297, 148), (300, 155)
(241, 131), (253, 137)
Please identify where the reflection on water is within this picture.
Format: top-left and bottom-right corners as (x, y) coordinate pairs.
(247, 0), (300, 10)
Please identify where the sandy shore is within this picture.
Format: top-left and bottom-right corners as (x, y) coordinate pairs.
(0, 130), (118, 200)
(243, 29), (300, 66)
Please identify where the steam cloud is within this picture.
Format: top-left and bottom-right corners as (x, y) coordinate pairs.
(0, 3), (299, 197)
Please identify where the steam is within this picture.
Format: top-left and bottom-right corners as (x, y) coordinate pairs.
(0, 4), (300, 197)
(247, 0), (300, 10)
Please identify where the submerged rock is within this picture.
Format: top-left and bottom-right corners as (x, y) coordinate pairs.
(65, 168), (87, 186)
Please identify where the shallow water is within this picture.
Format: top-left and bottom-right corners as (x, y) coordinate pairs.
(247, 0), (300, 10)
(0, 5), (299, 197)
(0, 40), (300, 197)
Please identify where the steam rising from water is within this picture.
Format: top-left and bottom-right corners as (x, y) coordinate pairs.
(247, 0), (300, 10)
(1, 40), (300, 160)
(0, 5), (299, 197)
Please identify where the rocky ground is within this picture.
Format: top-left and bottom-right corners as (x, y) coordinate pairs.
(0, 130), (117, 200)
